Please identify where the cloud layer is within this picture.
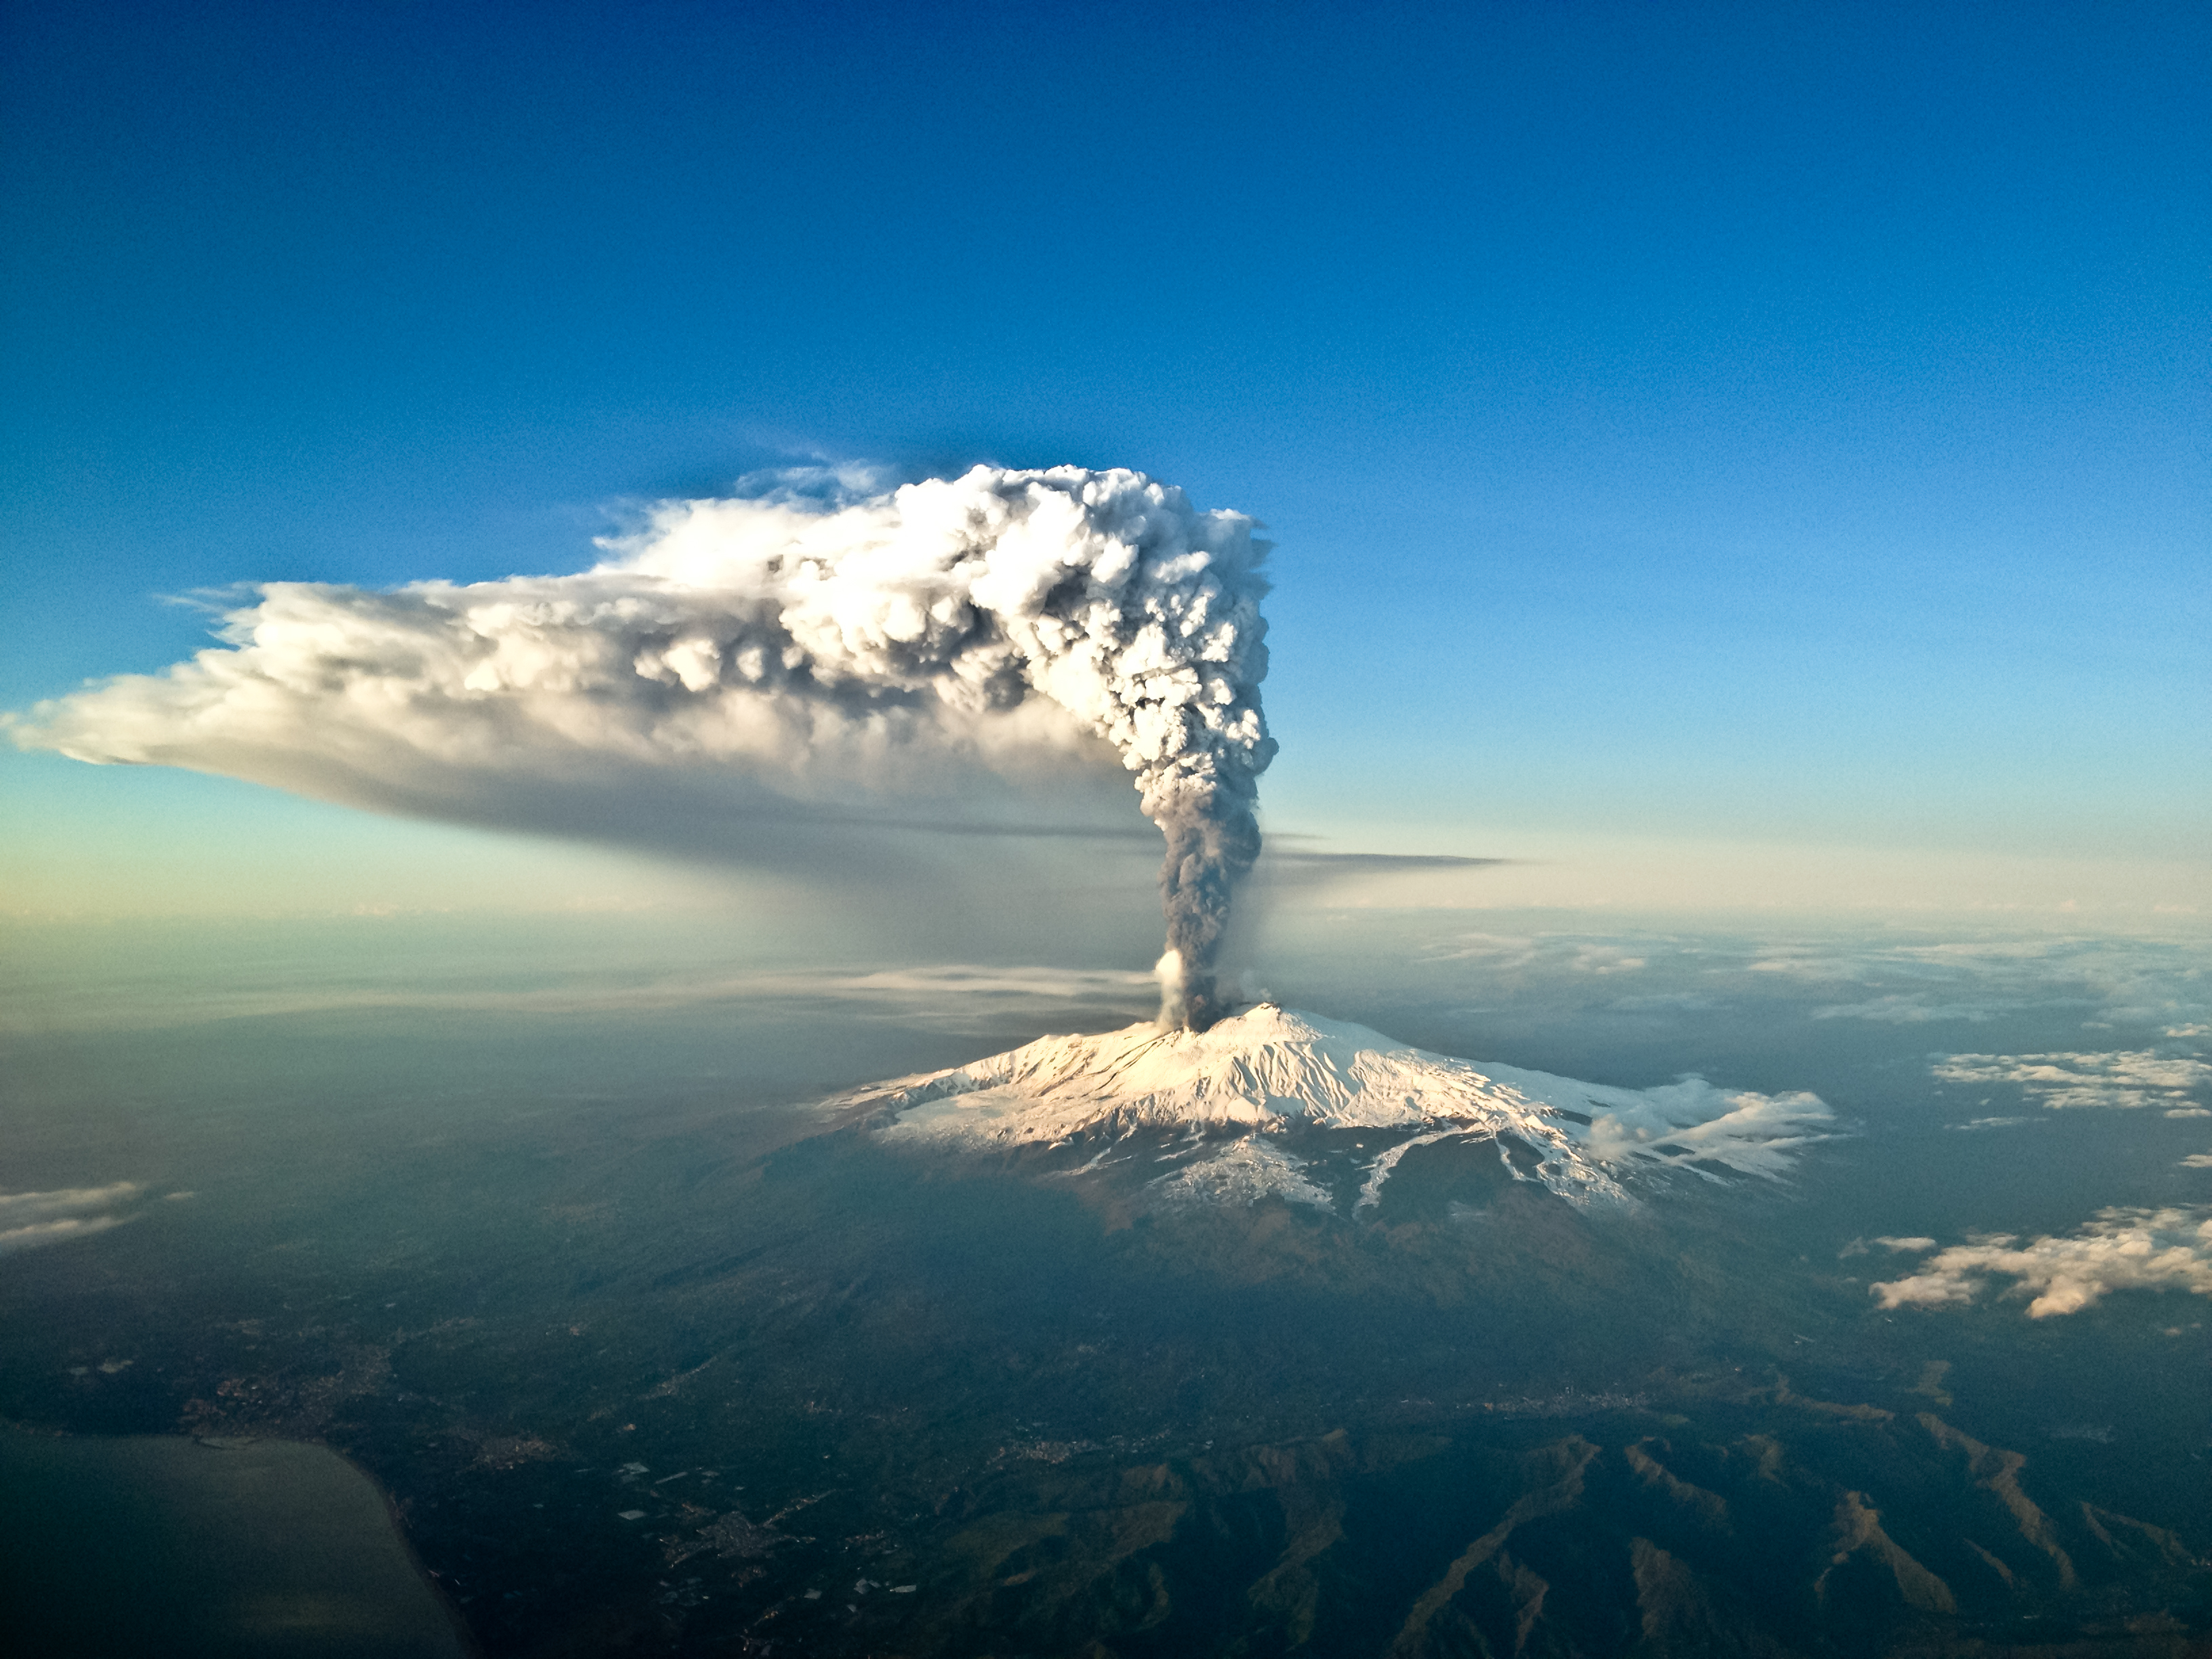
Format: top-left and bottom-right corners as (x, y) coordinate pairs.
(0, 1182), (142, 1255)
(1869, 1207), (2212, 1317)
(1560, 1077), (1836, 1181)
(1740, 935), (2211, 1033)
(1933, 1050), (2211, 1111)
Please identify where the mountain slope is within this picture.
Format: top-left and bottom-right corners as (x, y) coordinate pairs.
(833, 1005), (1832, 1212)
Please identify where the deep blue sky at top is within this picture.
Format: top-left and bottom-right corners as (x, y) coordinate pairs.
(3, 0), (2205, 868)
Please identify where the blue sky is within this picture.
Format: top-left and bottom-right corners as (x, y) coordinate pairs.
(3, 0), (2205, 925)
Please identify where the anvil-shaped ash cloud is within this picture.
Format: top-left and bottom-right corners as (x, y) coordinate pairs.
(9, 466), (1275, 1027)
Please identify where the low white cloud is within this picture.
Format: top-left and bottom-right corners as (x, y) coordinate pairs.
(2181, 1154), (2212, 1170)
(1755, 939), (2061, 983)
(0, 1183), (142, 1255)
(0, 1216), (127, 1254)
(1416, 933), (2209, 1050)
(1870, 1208), (2212, 1318)
(1416, 931), (1681, 988)
(1565, 1078), (1836, 1182)
(1814, 996), (2002, 1023)
(0, 1183), (141, 1221)
(2168, 1107), (2212, 1120)
(1570, 945), (1646, 975)
(1933, 1050), (2211, 1111)
(1753, 937), (2208, 1035)
(1600, 994), (1723, 1019)
(1420, 932), (1544, 968)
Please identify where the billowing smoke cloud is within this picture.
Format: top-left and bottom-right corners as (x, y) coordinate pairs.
(9, 466), (1275, 1027)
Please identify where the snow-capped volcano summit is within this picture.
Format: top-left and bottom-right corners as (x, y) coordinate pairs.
(832, 1005), (1832, 1213)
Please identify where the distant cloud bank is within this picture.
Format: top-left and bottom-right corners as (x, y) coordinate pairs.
(1933, 1050), (2211, 1111)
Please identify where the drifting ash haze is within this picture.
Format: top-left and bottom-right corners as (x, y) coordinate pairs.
(10, 466), (1272, 1027)
(832, 1005), (1836, 1212)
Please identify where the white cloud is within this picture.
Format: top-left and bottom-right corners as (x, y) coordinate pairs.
(1752, 936), (2209, 1034)
(2181, 1154), (2212, 1170)
(0, 1216), (127, 1254)
(1420, 932), (1543, 967)
(1743, 954), (1836, 979)
(1870, 1208), (2212, 1317)
(1420, 932), (1674, 973)
(1933, 1050), (2211, 1111)
(1560, 1076), (1835, 1183)
(1813, 996), (2003, 1023)
(1412, 931), (2212, 1040)
(0, 1182), (141, 1221)
(1570, 945), (1646, 975)
(0, 1183), (142, 1254)
(2168, 1107), (2212, 1120)
(1610, 992), (1721, 1012)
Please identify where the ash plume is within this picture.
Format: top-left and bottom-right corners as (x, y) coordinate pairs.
(1154, 802), (1263, 1030)
(9, 466), (1276, 1027)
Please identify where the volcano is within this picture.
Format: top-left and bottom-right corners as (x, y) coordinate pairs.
(832, 1004), (1832, 1214)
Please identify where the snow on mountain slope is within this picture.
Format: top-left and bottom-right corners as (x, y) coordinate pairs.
(831, 1004), (1832, 1212)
